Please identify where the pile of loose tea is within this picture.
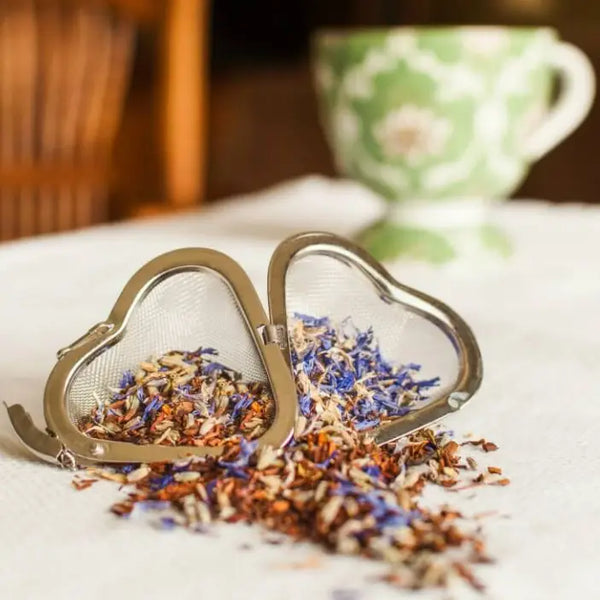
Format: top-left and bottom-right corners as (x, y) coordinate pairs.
(75, 314), (507, 592)
(78, 349), (274, 446)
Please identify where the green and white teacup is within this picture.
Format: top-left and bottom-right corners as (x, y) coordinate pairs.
(313, 27), (595, 262)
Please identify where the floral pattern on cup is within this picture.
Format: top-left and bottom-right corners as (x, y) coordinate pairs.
(373, 105), (452, 165)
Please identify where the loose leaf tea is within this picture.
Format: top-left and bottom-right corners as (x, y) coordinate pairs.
(75, 314), (506, 591)
(78, 349), (275, 446)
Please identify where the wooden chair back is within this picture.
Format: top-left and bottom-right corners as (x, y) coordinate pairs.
(0, 0), (134, 240)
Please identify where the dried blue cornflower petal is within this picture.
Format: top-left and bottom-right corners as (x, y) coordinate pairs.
(158, 516), (177, 530)
(218, 438), (258, 478)
(354, 418), (380, 431)
(200, 347), (219, 356)
(315, 450), (338, 469)
(362, 464), (381, 479)
(238, 438), (258, 460)
(292, 313), (329, 327)
(416, 376), (441, 389)
(203, 362), (227, 375)
(119, 370), (135, 389)
(119, 463), (139, 475)
(231, 395), (252, 420)
(137, 500), (172, 511)
(142, 397), (163, 422)
(332, 479), (363, 496)
(362, 491), (412, 525)
(148, 473), (175, 491)
(298, 394), (312, 417)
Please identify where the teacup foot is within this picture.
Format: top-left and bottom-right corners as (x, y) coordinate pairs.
(356, 220), (512, 263)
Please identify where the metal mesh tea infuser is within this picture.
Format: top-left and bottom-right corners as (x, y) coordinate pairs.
(6, 232), (482, 468)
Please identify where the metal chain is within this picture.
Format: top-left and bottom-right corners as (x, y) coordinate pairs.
(55, 445), (77, 470)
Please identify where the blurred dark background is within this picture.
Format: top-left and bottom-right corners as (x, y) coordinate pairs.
(1, 0), (599, 242)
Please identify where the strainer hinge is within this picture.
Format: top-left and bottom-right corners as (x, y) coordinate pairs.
(258, 323), (287, 349)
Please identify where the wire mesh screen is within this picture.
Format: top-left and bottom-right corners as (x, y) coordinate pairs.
(66, 268), (269, 425)
(283, 252), (460, 401)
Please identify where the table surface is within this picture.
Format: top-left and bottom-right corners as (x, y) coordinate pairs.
(1, 176), (599, 600)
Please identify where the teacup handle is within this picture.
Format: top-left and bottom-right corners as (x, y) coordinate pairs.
(524, 41), (595, 160)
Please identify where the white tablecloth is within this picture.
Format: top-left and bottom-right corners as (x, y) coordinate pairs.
(1, 176), (599, 600)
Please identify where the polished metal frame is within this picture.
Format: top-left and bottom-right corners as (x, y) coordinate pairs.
(7, 232), (482, 466)
(268, 232), (482, 446)
(8, 248), (297, 465)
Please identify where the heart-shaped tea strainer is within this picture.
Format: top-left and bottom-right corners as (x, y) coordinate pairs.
(7, 232), (482, 467)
